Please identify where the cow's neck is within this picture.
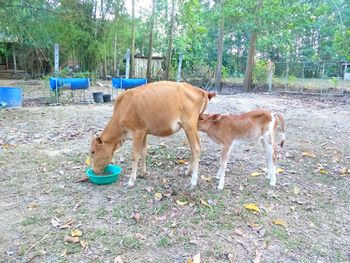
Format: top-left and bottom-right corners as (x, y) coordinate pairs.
(100, 118), (124, 149)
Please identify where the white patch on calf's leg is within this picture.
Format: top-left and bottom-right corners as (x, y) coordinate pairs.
(217, 144), (233, 190)
(262, 120), (277, 186)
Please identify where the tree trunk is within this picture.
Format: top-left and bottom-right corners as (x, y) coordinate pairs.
(243, 31), (257, 91)
(12, 48), (17, 73)
(146, 0), (156, 82)
(243, 0), (262, 92)
(130, 0), (135, 78)
(215, 18), (224, 92)
(164, 0), (176, 80)
(176, 53), (183, 82)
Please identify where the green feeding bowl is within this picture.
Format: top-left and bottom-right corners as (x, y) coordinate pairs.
(86, 164), (122, 185)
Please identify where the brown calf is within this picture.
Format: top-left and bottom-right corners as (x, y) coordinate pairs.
(198, 110), (285, 189)
(90, 81), (215, 188)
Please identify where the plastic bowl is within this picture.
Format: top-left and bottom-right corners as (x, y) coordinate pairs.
(86, 164), (122, 185)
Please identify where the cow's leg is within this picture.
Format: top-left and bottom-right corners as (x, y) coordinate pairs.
(261, 134), (276, 186)
(182, 124), (201, 188)
(217, 144), (233, 190)
(127, 131), (145, 187)
(140, 135), (148, 177)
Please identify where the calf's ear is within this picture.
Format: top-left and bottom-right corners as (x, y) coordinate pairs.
(211, 114), (221, 121)
(207, 92), (216, 100)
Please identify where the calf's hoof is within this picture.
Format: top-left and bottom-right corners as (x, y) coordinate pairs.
(139, 171), (149, 178)
(124, 180), (135, 189)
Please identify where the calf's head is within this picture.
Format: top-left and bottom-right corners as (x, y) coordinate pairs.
(90, 135), (114, 174)
(198, 114), (222, 131)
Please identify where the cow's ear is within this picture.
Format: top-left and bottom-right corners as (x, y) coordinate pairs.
(95, 136), (103, 144)
(207, 92), (216, 100)
(211, 114), (221, 121)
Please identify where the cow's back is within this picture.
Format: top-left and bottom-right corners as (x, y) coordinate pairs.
(113, 81), (208, 136)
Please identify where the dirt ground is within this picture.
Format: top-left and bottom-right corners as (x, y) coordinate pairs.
(0, 80), (349, 263)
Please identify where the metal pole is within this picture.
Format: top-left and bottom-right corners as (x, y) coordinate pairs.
(125, 49), (130, 79)
(54, 43), (59, 104)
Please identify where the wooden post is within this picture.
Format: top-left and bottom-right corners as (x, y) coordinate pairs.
(176, 53), (183, 82)
(268, 59), (273, 92)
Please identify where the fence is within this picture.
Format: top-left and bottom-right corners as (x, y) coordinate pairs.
(180, 60), (349, 95)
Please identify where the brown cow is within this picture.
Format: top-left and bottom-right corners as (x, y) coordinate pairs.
(90, 81), (215, 188)
(197, 110), (285, 189)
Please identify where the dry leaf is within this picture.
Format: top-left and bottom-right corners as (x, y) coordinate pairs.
(276, 168), (284, 174)
(75, 177), (89, 183)
(71, 229), (82, 237)
(178, 159), (187, 165)
(338, 167), (349, 176)
(228, 253), (235, 262)
(302, 151), (315, 157)
(163, 189), (173, 198)
(250, 172), (261, 177)
(132, 212), (141, 223)
(28, 202), (37, 211)
(51, 218), (61, 228)
(114, 255), (123, 263)
(201, 175), (212, 182)
(234, 228), (244, 237)
(200, 199), (213, 210)
(186, 259), (193, 263)
(272, 219), (287, 227)
(253, 249), (262, 263)
(64, 236), (80, 243)
(176, 200), (188, 206)
(135, 233), (146, 241)
(293, 186), (300, 195)
(85, 157), (91, 166)
(80, 240), (88, 250)
(154, 192), (163, 201)
(319, 168), (328, 174)
(145, 186), (154, 193)
(244, 203), (260, 213)
(193, 253), (200, 263)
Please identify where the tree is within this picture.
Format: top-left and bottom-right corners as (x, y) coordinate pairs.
(146, 0), (156, 81)
(214, 0), (224, 92)
(130, 0), (135, 78)
(243, 0), (262, 92)
(164, 0), (176, 80)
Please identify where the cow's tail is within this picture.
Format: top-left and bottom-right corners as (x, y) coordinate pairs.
(274, 113), (285, 148)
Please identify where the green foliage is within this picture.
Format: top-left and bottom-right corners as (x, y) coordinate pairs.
(0, 0), (348, 81)
(330, 77), (339, 88)
(253, 60), (268, 86)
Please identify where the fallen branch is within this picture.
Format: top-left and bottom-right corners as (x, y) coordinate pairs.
(74, 177), (89, 183)
(24, 234), (49, 254)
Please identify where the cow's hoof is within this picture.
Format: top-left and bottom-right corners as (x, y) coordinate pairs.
(139, 171), (149, 178)
(124, 181), (135, 189)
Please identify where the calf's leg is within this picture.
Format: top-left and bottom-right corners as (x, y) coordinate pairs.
(217, 144), (233, 190)
(261, 136), (277, 186)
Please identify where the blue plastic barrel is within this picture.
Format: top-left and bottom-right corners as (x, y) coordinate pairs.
(112, 78), (147, 90)
(0, 87), (23, 108)
(49, 77), (90, 90)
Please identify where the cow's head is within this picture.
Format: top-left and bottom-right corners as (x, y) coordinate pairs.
(90, 135), (114, 174)
(197, 113), (222, 131)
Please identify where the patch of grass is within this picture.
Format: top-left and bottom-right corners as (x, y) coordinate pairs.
(121, 235), (142, 249)
(96, 207), (108, 218)
(112, 205), (126, 218)
(158, 236), (171, 247)
(87, 228), (108, 241)
(155, 200), (171, 215)
(65, 243), (82, 254)
(21, 216), (39, 226)
(18, 244), (27, 256)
